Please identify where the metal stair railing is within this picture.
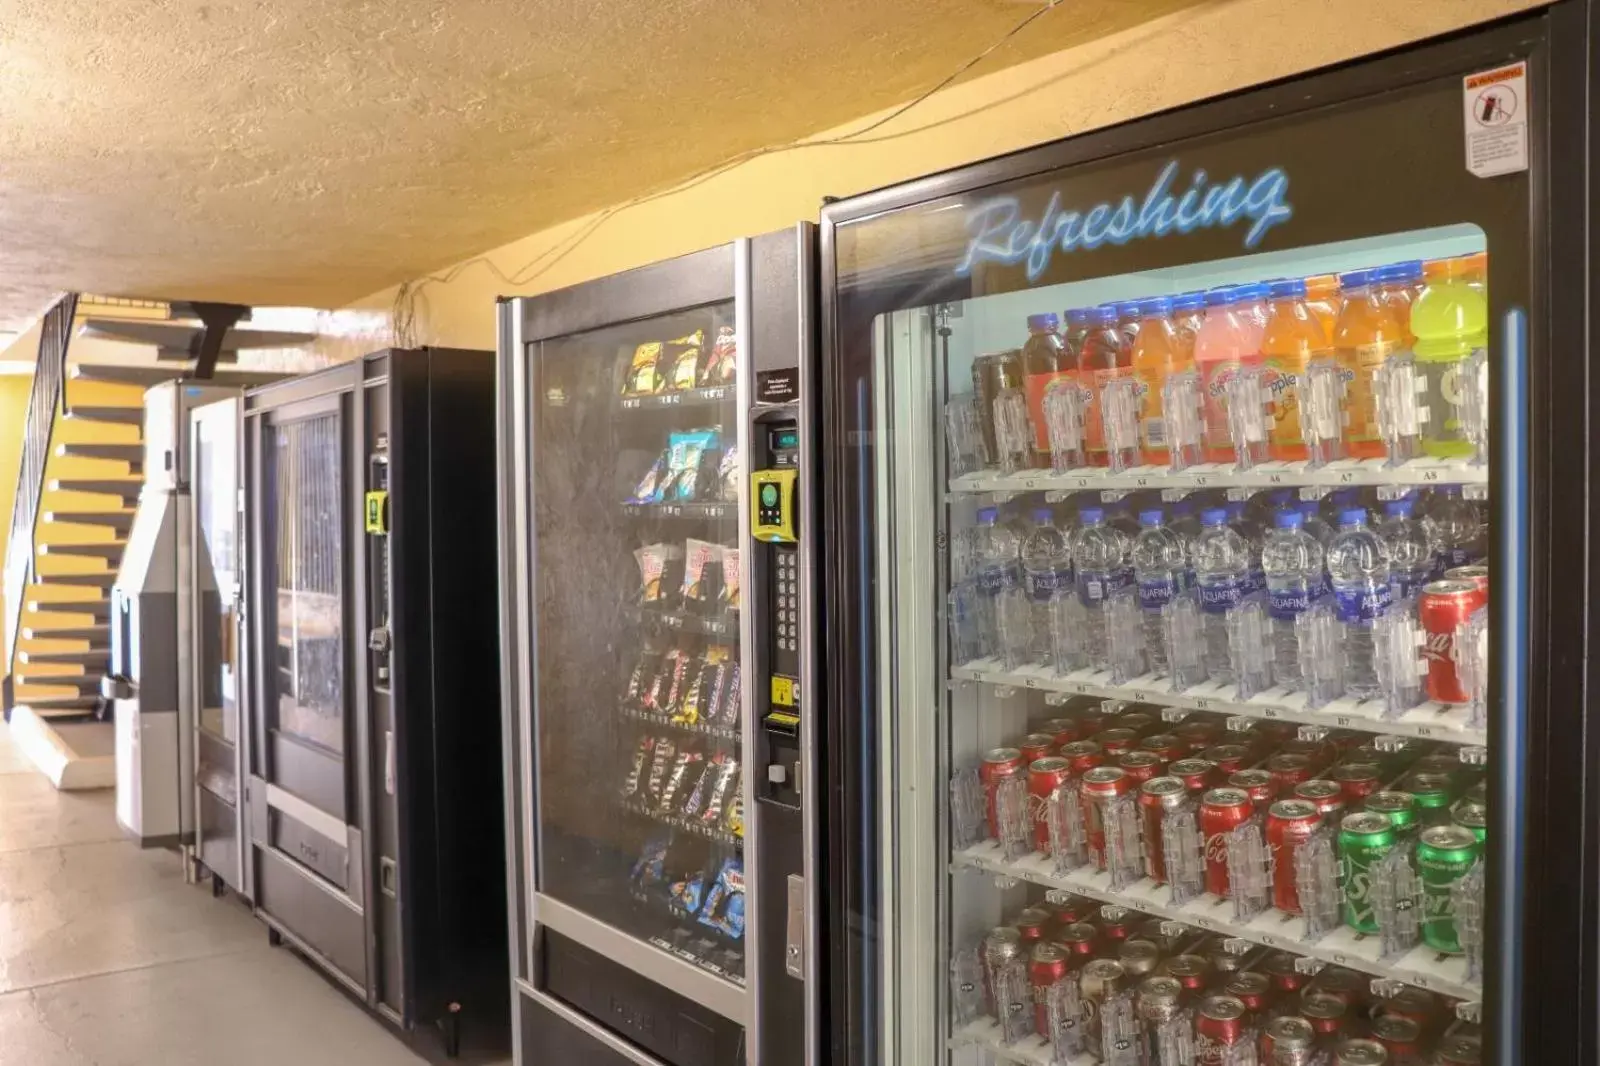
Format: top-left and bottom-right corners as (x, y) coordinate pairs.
(3, 295), (80, 716)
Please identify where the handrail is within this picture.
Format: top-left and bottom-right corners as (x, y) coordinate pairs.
(2, 295), (79, 715)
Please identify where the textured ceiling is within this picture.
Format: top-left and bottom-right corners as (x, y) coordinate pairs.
(0, 0), (1201, 331)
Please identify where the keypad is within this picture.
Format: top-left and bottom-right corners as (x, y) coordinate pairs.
(775, 551), (800, 652)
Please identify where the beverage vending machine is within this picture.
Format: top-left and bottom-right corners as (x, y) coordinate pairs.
(820, 10), (1595, 1066)
(495, 226), (819, 1066)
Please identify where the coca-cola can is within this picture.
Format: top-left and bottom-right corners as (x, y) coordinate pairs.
(1420, 579), (1482, 704)
(1300, 991), (1350, 1039)
(1139, 777), (1189, 883)
(1098, 904), (1132, 941)
(1045, 894), (1094, 928)
(1203, 743), (1253, 777)
(1195, 994), (1249, 1048)
(1330, 762), (1383, 805)
(1369, 1015), (1425, 1062)
(1265, 799), (1322, 914)
(1278, 737), (1335, 770)
(1309, 965), (1368, 1008)
(1262, 1015), (1318, 1066)
(1027, 756), (1074, 852)
(1014, 906), (1052, 944)
(1262, 950), (1309, 994)
(1294, 778), (1347, 818)
(1115, 710), (1159, 736)
(1060, 740), (1104, 777)
(1254, 719), (1301, 747)
(1082, 766), (1132, 870)
(1019, 732), (1058, 765)
(1118, 938), (1162, 977)
(1029, 942), (1071, 1038)
(1174, 719), (1223, 752)
(1444, 564), (1489, 599)
(1118, 750), (1164, 786)
(1224, 970), (1271, 1014)
(1199, 787), (1254, 898)
(1095, 727), (1140, 756)
(1077, 702), (1111, 737)
(1375, 984), (1440, 1031)
(1229, 768), (1278, 810)
(1267, 753), (1315, 794)
(1333, 1038), (1392, 1065)
(1171, 757), (1218, 794)
(1055, 921), (1099, 965)
(1041, 717), (1081, 748)
(1140, 733), (1187, 767)
(1162, 953), (1210, 992)
(981, 748), (1026, 840)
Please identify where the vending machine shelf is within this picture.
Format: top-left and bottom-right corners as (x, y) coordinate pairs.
(950, 659), (1487, 747)
(953, 840), (1479, 1001)
(949, 457), (1489, 497)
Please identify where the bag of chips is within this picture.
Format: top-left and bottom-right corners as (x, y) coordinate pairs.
(636, 544), (682, 604)
(666, 329), (705, 391)
(698, 857), (746, 939)
(718, 445), (739, 502)
(630, 836), (670, 894)
(627, 450), (671, 505)
(701, 326), (738, 387)
(622, 342), (666, 396)
(719, 548), (741, 611)
(681, 539), (722, 607)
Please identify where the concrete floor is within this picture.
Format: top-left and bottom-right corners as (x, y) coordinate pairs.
(0, 721), (433, 1066)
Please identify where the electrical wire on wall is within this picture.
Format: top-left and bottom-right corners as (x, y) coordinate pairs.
(391, 0), (1063, 346)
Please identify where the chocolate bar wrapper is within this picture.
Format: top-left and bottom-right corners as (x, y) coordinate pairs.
(642, 649), (681, 713)
(643, 738), (676, 806)
(710, 662), (742, 728)
(658, 749), (704, 812)
(624, 647), (660, 705)
(671, 658), (708, 726)
(620, 735), (654, 799)
(680, 756), (721, 819)
(661, 649), (693, 717)
(701, 756), (740, 826)
(724, 774), (745, 839)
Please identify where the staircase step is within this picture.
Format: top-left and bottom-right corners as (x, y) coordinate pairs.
(37, 543), (125, 562)
(27, 599), (109, 619)
(34, 572), (116, 588)
(21, 626), (109, 643)
(18, 650), (108, 666)
(15, 695), (101, 713)
(42, 511), (133, 534)
(55, 442), (144, 465)
(47, 479), (140, 501)
(16, 676), (99, 693)
(62, 406), (143, 427)
(70, 364), (285, 389)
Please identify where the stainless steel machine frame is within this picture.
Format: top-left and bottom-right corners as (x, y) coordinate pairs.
(496, 225), (818, 1066)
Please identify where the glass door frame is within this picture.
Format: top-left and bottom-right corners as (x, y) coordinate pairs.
(818, 9), (1594, 1065)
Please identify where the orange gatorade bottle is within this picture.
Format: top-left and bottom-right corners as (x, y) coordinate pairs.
(1304, 274), (1341, 339)
(1260, 279), (1333, 462)
(1332, 269), (1407, 459)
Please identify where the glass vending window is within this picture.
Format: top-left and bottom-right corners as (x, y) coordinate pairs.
(270, 413), (346, 755)
(528, 303), (746, 985)
(195, 413), (239, 743)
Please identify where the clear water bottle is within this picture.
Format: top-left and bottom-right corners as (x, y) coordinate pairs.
(973, 506), (1021, 660)
(1132, 510), (1184, 674)
(1019, 507), (1074, 666)
(1071, 507), (1131, 671)
(1226, 499), (1266, 596)
(1379, 495), (1434, 608)
(1192, 508), (1250, 685)
(1326, 508), (1393, 700)
(1298, 498), (1336, 553)
(1167, 499), (1201, 589)
(1424, 484), (1486, 575)
(1261, 509), (1326, 691)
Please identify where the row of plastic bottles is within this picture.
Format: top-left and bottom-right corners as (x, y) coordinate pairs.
(955, 252), (1491, 478)
(951, 487), (1486, 708)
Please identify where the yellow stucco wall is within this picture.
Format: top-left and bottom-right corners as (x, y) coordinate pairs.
(344, 0), (1545, 351)
(0, 372), (32, 568)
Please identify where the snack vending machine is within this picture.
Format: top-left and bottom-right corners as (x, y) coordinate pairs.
(496, 225), (818, 1066)
(820, 11), (1595, 1066)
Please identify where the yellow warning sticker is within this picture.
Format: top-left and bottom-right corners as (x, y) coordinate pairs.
(770, 675), (796, 707)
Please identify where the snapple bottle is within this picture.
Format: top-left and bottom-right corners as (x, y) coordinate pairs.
(1333, 269), (1408, 458)
(1260, 279), (1333, 462)
(1022, 313), (1073, 464)
(1129, 297), (1192, 466)
(1078, 305), (1130, 466)
(1304, 274), (1341, 338)
(1194, 286), (1265, 463)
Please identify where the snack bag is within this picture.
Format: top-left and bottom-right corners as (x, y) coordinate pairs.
(669, 870), (706, 915)
(671, 429), (720, 502)
(698, 857), (747, 939)
(718, 445), (740, 502)
(681, 756), (722, 819)
(668, 337), (703, 391)
(719, 548), (741, 611)
(661, 649), (693, 716)
(659, 749), (704, 812)
(702, 755), (740, 827)
(627, 451), (670, 505)
(701, 326), (738, 386)
(724, 773), (745, 839)
(636, 544), (682, 604)
(630, 836), (670, 894)
(643, 738), (676, 805)
(622, 342), (665, 396)
(673, 656), (709, 726)
(681, 539), (722, 607)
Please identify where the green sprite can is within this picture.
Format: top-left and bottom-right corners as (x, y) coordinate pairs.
(1338, 811), (1397, 934)
(1417, 824), (1479, 954)
(1407, 773), (1455, 826)
(1451, 799), (1489, 844)
(1363, 790), (1418, 834)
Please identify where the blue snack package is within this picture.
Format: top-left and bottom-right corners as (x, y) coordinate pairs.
(630, 836), (669, 894)
(670, 872), (705, 915)
(698, 857), (746, 940)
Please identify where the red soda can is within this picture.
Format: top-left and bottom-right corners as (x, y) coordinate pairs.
(1300, 992), (1349, 1039)
(1097, 904), (1131, 941)
(1171, 757), (1218, 794)
(1095, 727), (1140, 756)
(1059, 740), (1104, 777)
(1330, 762), (1382, 805)
(1055, 921), (1099, 965)
(1195, 994), (1249, 1051)
(1375, 985), (1440, 1032)
(1229, 768), (1277, 811)
(1369, 1015), (1425, 1061)
(1175, 719), (1222, 752)
(1139, 777), (1189, 883)
(1265, 799), (1322, 914)
(1027, 756), (1074, 852)
(1262, 951), (1308, 995)
(1224, 971), (1271, 1015)
(1267, 753), (1314, 794)
(1041, 717), (1080, 748)
(1140, 733), (1187, 767)
(1278, 737), (1335, 770)
(1199, 787), (1254, 898)
(1118, 750), (1164, 786)
(1047, 895), (1095, 927)
(1114, 711), (1158, 736)
(1444, 564), (1489, 599)
(1019, 733), (1057, 765)
(1203, 743), (1253, 777)
(1308, 965), (1368, 1008)
(1076, 702), (1111, 737)
(1082, 766), (1132, 869)
(1014, 906), (1052, 944)
(1162, 953), (1210, 993)
(1420, 579), (1482, 704)
(1254, 719), (1300, 747)
(1294, 779), (1347, 818)
(1029, 942), (1071, 1038)
(980, 747), (1026, 839)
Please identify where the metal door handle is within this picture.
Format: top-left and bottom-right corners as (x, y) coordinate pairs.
(785, 874), (805, 980)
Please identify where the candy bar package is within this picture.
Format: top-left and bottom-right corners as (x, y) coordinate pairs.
(672, 658), (708, 726)
(642, 649), (682, 713)
(630, 836), (670, 895)
(719, 548), (741, 611)
(681, 539), (722, 607)
(621, 735), (655, 799)
(698, 857), (747, 940)
(627, 450), (670, 505)
(658, 749), (704, 812)
(724, 773), (745, 839)
(669, 870), (706, 916)
(622, 342), (666, 396)
(643, 737), (676, 806)
(624, 645), (661, 704)
(702, 755), (740, 827)
(701, 326), (738, 387)
(680, 755), (725, 819)
(635, 543), (683, 604)
(718, 445), (740, 502)
(661, 648), (693, 716)
(708, 661), (742, 728)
